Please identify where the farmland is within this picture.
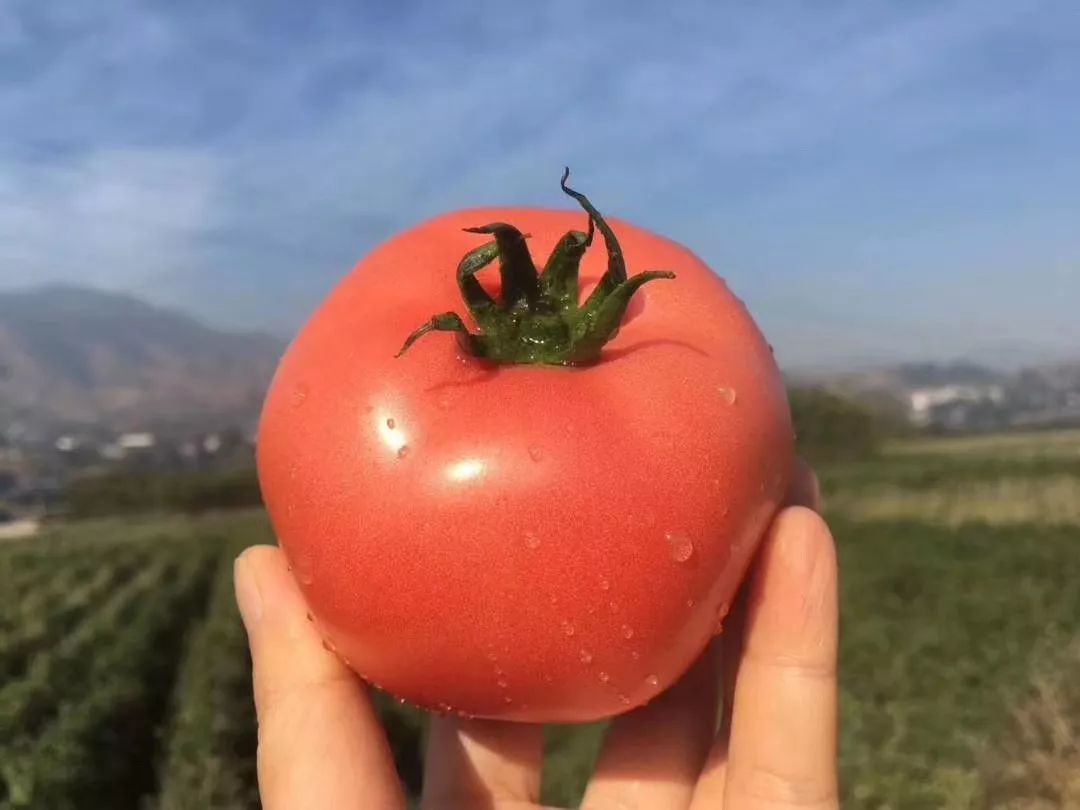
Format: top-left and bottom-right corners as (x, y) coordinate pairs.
(1, 430), (1078, 808)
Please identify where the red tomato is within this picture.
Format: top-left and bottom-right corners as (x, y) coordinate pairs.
(257, 174), (793, 722)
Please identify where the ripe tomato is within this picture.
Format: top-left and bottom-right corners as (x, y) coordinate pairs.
(257, 172), (793, 722)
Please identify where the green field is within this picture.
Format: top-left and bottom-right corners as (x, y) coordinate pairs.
(2, 430), (1078, 808)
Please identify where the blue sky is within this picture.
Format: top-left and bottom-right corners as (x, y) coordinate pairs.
(1, 0), (1078, 369)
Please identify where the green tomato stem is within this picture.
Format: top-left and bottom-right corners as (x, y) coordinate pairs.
(397, 168), (674, 366)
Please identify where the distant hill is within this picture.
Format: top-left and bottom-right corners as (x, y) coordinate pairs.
(0, 285), (284, 436)
(806, 360), (1080, 431)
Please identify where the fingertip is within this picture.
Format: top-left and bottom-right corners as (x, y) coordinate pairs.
(786, 457), (822, 512)
(235, 544), (288, 580)
(769, 505), (836, 577)
(757, 505), (837, 605)
(234, 546), (296, 631)
(744, 505), (838, 666)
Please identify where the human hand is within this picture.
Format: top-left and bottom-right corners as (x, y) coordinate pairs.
(234, 460), (837, 809)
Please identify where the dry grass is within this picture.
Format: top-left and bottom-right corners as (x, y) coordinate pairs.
(979, 638), (1080, 809)
(828, 475), (1080, 526)
(886, 429), (1080, 460)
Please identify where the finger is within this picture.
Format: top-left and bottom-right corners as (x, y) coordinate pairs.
(786, 457), (821, 512)
(693, 507), (839, 810)
(580, 642), (722, 810)
(717, 581), (749, 748)
(693, 456), (823, 802)
(421, 717), (544, 808)
(235, 545), (406, 810)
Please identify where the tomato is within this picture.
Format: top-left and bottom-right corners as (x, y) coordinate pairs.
(257, 171), (794, 722)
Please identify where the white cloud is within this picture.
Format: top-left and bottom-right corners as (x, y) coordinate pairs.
(0, 149), (220, 291)
(0, 0), (1077, 365)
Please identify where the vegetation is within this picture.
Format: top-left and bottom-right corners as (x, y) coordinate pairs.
(63, 469), (263, 518)
(788, 385), (887, 462)
(152, 521), (261, 810)
(1, 429), (1078, 808)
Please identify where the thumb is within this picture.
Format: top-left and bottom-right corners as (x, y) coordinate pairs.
(234, 545), (405, 810)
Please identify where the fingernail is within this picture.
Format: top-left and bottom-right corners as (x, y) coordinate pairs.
(234, 553), (264, 631)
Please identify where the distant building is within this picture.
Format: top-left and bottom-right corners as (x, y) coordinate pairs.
(0, 516), (40, 540)
(908, 384), (1004, 426)
(118, 432), (156, 450)
(55, 435), (79, 452)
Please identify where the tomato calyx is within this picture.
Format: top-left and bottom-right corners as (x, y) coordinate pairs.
(395, 168), (675, 365)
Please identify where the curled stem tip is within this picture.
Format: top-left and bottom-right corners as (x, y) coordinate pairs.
(397, 169), (673, 365)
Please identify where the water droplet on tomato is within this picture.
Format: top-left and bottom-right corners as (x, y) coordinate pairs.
(486, 650), (498, 662)
(621, 625), (635, 640)
(528, 446), (543, 461)
(715, 601), (731, 634)
(396, 445), (410, 459)
(291, 383), (309, 407)
(524, 531), (541, 550)
(645, 674), (660, 687)
(561, 620), (575, 637)
(618, 693), (631, 705)
(665, 531), (694, 563)
(718, 386), (737, 405)
(686, 597), (696, 608)
(598, 671), (610, 683)
(608, 600), (620, 613)
(599, 577), (611, 591)
(436, 702), (452, 714)
(630, 650), (641, 661)
(386, 417), (396, 429)
(322, 638), (336, 653)
(396, 696), (407, 705)
(496, 676), (509, 688)
(579, 649), (593, 664)
(502, 695), (513, 704)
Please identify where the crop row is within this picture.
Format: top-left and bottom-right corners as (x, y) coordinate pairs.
(0, 538), (218, 809)
(0, 517), (202, 604)
(0, 544), (156, 681)
(0, 539), (125, 612)
(151, 544), (260, 810)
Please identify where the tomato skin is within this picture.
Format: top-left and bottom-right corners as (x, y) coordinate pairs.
(257, 206), (793, 722)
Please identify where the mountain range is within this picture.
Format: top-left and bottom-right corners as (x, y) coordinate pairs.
(804, 360), (1080, 430)
(1, 285), (1076, 438)
(0, 286), (283, 438)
